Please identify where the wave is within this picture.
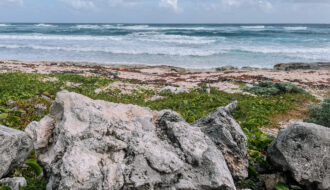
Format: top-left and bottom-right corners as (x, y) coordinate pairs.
(284, 26), (307, 31)
(35, 24), (56, 27)
(0, 44), (225, 57)
(241, 25), (265, 29)
(135, 34), (221, 45)
(0, 24), (9, 27)
(0, 33), (222, 45)
(76, 25), (101, 29)
(239, 46), (330, 54)
(0, 34), (122, 41)
(101, 24), (215, 31)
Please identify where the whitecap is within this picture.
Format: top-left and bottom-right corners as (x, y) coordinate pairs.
(35, 24), (56, 27)
(284, 26), (307, 31)
(241, 25), (265, 29)
(0, 34), (122, 41)
(76, 25), (100, 29)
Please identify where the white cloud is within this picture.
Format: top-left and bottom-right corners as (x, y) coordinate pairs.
(219, 0), (272, 10)
(159, 0), (179, 11)
(59, 0), (95, 10)
(107, 0), (139, 7)
(0, 0), (23, 5)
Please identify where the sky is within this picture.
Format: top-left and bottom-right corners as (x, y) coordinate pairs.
(0, 0), (330, 23)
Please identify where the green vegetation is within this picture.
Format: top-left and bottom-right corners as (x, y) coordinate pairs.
(0, 72), (316, 190)
(275, 182), (301, 190)
(245, 81), (305, 96)
(304, 98), (330, 127)
(0, 186), (11, 190)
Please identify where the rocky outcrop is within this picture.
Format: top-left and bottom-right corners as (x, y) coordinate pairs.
(274, 62), (330, 71)
(0, 125), (33, 178)
(193, 101), (248, 180)
(0, 177), (27, 190)
(26, 91), (236, 190)
(159, 86), (189, 94)
(267, 122), (330, 190)
(216, 65), (239, 72)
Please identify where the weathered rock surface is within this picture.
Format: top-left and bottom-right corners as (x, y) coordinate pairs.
(216, 65), (239, 72)
(193, 101), (248, 180)
(159, 86), (189, 94)
(0, 125), (33, 178)
(268, 122), (330, 190)
(26, 91), (236, 190)
(274, 62), (330, 71)
(0, 177), (27, 190)
(259, 173), (287, 190)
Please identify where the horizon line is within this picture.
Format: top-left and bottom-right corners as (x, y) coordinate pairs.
(1, 22), (330, 25)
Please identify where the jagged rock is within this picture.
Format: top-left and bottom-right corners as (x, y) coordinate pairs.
(0, 125), (33, 178)
(216, 65), (239, 72)
(273, 62), (330, 71)
(159, 86), (189, 94)
(259, 173), (287, 190)
(25, 91), (236, 190)
(267, 122), (330, 190)
(0, 177), (27, 190)
(193, 101), (249, 180)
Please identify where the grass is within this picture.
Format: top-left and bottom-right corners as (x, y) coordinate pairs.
(0, 72), (317, 190)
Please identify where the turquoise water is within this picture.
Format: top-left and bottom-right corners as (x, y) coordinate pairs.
(0, 23), (330, 68)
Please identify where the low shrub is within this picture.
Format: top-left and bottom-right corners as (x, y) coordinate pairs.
(304, 98), (330, 127)
(245, 81), (305, 96)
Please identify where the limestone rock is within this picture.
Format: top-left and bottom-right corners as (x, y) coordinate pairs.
(0, 177), (27, 190)
(193, 101), (249, 180)
(26, 91), (236, 190)
(267, 122), (330, 190)
(0, 125), (33, 178)
(273, 62), (330, 71)
(216, 65), (239, 72)
(259, 173), (287, 190)
(159, 86), (189, 94)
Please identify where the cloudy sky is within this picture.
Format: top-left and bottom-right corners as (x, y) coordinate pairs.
(0, 0), (329, 23)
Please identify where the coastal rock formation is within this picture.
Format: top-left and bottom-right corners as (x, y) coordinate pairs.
(274, 62), (330, 71)
(0, 177), (27, 190)
(0, 125), (33, 178)
(193, 101), (248, 180)
(216, 65), (239, 72)
(267, 122), (330, 190)
(159, 86), (189, 94)
(25, 91), (236, 190)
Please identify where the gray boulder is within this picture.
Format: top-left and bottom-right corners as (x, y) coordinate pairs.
(193, 101), (249, 180)
(267, 122), (330, 190)
(0, 177), (27, 190)
(25, 91), (236, 190)
(216, 65), (239, 72)
(159, 86), (189, 94)
(273, 62), (330, 71)
(0, 125), (33, 178)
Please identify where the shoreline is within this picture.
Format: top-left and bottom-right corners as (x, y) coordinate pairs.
(1, 59), (329, 101)
(1, 59), (329, 72)
(0, 59), (329, 87)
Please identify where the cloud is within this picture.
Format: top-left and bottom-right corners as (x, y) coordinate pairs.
(59, 0), (95, 9)
(219, 0), (272, 10)
(159, 0), (179, 11)
(107, 0), (139, 7)
(0, 0), (23, 5)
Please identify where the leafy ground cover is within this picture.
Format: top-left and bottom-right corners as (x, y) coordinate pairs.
(304, 98), (330, 127)
(0, 72), (317, 190)
(244, 81), (306, 96)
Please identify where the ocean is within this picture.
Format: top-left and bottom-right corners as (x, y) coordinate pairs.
(0, 23), (329, 69)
